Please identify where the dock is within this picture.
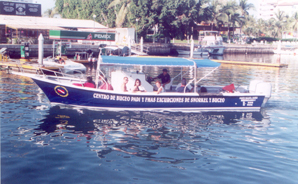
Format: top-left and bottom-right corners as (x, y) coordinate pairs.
(0, 59), (62, 74)
(0, 55), (287, 75)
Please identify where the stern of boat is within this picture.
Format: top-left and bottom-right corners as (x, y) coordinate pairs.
(249, 80), (272, 107)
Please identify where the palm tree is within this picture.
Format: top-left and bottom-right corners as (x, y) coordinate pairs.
(274, 9), (288, 39)
(205, 0), (223, 31)
(219, 0), (239, 41)
(239, 0), (255, 16)
(108, 0), (132, 28)
(242, 15), (256, 37)
(256, 19), (266, 37)
(267, 18), (279, 38)
(291, 12), (298, 40)
(43, 8), (57, 18)
(231, 13), (245, 41)
(238, 0), (254, 41)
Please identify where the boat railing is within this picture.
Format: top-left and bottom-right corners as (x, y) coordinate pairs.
(170, 68), (193, 93)
(35, 67), (85, 84)
(195, 67), (219, 86)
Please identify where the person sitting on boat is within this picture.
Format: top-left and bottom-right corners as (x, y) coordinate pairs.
(176, 78), (190, 93)
(132, 79), (146, 92)
(155, 81), (165, 94)
(153, 69), (171, 88)
(83, 76), (96, 88)
(121, 77), (129, 92)
(58, 57), (65, 64)
(200, 87), (207, 93)
(99, 78), (114, 90)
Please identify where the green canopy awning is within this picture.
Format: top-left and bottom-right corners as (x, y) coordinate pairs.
(49, 30), (115, 41)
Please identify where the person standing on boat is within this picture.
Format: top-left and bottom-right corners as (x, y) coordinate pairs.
(155, 81), (165, 94)
(153, 69), (171, 88)
(58, 57), (65, 64)
(99, 78), (114, 90)
(121, 77), (129, 92)
(176, 78), (190, 93)
(132, 79), (146, 92)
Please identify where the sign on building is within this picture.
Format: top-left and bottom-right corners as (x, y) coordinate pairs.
(49, 30), (115, 41)
(0, 1), (41, 16)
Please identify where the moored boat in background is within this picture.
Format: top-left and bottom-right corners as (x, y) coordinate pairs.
(200, 31), (225, 55)
(43, 56), (86, 74)
(176, 47), (209, 58)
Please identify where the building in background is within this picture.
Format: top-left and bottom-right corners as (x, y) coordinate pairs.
(258, 0), (298, 39)
(259, 0), (298, 20)
(0, 15), (135, 45)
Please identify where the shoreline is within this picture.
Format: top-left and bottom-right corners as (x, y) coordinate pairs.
(1, 42), (297, 58)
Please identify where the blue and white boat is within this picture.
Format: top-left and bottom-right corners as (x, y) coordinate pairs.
(11, 56), (271, 112)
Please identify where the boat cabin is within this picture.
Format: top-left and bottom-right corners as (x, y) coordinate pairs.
(199, 31), (223, 46)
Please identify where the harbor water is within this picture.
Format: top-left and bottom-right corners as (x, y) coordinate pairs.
(1, 54), (298, 184)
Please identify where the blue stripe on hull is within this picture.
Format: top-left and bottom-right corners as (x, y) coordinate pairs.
(33, 78), (265, 110)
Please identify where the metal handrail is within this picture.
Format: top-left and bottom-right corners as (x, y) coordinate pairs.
(37, 67), (85, 84)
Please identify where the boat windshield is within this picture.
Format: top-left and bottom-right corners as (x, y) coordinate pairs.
(201, 40), (222, 46)
(200, 31), (219, 36)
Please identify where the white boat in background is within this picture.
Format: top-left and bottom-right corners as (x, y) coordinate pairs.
(43, 57), (86, 74)
(200, 31), (225, 55)
(177, 47), (209, 57)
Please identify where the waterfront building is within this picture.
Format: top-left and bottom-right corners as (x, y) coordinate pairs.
(0, 15), (107, 43)
(259, 0), (298, 20)
(0, 14), (135, 46)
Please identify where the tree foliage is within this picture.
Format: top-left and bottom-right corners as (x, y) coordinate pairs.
(55, 0), (116, 27)
(54, 0), (298, 41)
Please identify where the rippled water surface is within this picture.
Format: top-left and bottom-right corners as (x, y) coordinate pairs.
(1, 54), (298, 184)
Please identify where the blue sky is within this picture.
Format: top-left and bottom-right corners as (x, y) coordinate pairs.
(36, 0), (55, 13)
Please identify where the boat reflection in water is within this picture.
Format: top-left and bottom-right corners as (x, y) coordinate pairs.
(34, 106), (270, 161)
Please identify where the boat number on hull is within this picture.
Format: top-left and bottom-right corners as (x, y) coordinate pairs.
(54, 86), (69, 97)
(93, 93), (226, 104)
(240, 97), (258, 106)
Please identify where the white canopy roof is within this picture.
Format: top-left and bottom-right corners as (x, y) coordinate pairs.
(0, 15), (107, 30)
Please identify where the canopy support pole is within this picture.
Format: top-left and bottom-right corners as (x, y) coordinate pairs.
(95, 54), (102, 89)
(194, 65), (197, 93)
(187, 59), (198, 93)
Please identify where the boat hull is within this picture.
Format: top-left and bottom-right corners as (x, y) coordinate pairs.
(205, 47), (225, 55)
(177, 49), (209, 56)
(32, 77), (265, 111)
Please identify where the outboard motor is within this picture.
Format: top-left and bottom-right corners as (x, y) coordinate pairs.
(249, 80), (272, 106)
